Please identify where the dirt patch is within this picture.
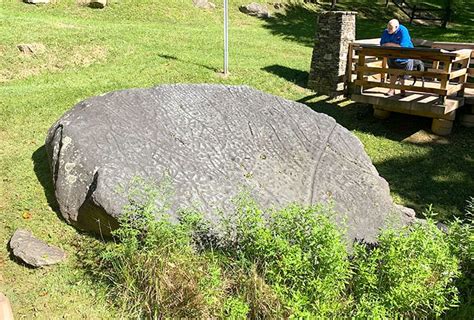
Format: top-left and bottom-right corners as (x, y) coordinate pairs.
(402, 130), (450, 145)
(70, 45), (108, 67)
(17, 43), (47, 55)
(0, 44), (108, 83)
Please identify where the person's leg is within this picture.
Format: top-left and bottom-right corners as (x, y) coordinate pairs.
(386, 75), (396, 96)
(386, 59), (398, 96)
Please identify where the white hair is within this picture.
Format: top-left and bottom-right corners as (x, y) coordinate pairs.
(387, 19), (400, 29)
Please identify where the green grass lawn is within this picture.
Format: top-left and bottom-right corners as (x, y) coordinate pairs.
(0, 0), (473, 317)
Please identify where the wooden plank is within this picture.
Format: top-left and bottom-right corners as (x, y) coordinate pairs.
(431, 43), (474, 58)
(447, 84), (464, 96)
(464, 82), (474, 89)
(353, 38), (381, 45)
(440, 61), (453, 91)
(468, 68), (474, 76)
(356, 45), (458, 59)
(452, 51), (473, 62)
(356, 66), (449, 78)
(355, 80), (448, 95)
(351, 93), (461, 120)
(366, 61), (384, 68)
(448, 68), (468, 80)
(432, 42), (474, 50)
(357, 49), (453, 62)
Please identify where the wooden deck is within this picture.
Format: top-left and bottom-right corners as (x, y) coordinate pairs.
(347, 42), (473, 135)
(352, 82), (464, 121)
(465, 88), (474, 105)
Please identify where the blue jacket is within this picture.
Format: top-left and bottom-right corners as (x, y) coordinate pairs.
(380, 24), (413, 63)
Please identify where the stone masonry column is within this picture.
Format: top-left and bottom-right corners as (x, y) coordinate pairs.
(308, 11), (356, 98)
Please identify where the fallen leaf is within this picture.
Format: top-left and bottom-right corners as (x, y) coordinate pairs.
(22, 211), (32, 220)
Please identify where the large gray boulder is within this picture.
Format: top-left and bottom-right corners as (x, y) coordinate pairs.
(45, 84), (414, 243)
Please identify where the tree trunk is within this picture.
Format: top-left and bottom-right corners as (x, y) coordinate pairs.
(442, 0), (452, 29)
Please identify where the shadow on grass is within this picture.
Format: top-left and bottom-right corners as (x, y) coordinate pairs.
(158, 53), (219, 73)
(261, 2), (317, 47)
(259, 2), (399, 47)
(306, 97), (474, 220)
(32, 145), (62, 219)
(262, 64), (309, 88)
(260, 1), (474, 49)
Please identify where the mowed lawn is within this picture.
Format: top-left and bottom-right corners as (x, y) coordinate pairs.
(0, 0), (473, 317)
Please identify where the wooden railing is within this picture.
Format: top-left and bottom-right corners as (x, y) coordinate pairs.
(429, 42), (474, 92)
(348, 43), (472, 103)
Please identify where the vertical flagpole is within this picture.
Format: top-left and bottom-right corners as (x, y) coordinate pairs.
(223, 0), (229, 76)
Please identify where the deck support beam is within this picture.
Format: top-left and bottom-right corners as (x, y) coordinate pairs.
(431, 118), (454, 136)
(373, 107), (391, 119)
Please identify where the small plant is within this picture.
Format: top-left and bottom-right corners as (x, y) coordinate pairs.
(85, 180), (467, 319)
(351, 220), (461, 318)
(224, 194), (352, 317)
(94, 177), (225, 318)
(443, 197), (474, 319)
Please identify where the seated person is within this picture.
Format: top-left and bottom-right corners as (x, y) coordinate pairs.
(380, 19), (414, 96)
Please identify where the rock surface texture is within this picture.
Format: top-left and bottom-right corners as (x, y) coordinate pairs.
(9, 229), (66, 267)
(193, 0), (216, 9)
(24, 0), (50, 4)
(239, 3), (270, 18)
(46, 84), (414, 243)
(89, 0), (107, 8)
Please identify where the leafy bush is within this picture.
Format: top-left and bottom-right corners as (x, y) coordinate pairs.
(223, 195), (351, 317)
(444, 197), (474, 319)
(91, 178), (225, 318)
(84, 180), (467, 319)
(351, 220), (460, 318)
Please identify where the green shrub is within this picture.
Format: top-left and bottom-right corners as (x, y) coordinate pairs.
(85, 180), (467, 319)
(93, 178), (225, 318)
(351, 220), (460, 318)
(444, 197), (474, 319)
(224, 195), (352, 317)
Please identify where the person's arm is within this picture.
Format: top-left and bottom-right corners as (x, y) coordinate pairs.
(382, 42), (401, 47)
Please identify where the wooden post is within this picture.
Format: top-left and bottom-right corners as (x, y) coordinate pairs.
(456, 56), (471, 97)
(355, 52), (366, 94)
(345, 42), (354, 96)
(374, 107), (391, 119)
(432, 118), (454, 135)
(432, 60), (440, 81)
(439, 60), (452, 104)
(381, 57), (387, 83)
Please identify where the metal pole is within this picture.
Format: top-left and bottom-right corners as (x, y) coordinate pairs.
(224, 0), (229, 76)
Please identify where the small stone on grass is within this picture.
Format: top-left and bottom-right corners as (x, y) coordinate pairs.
(9, 229), (66, 268)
